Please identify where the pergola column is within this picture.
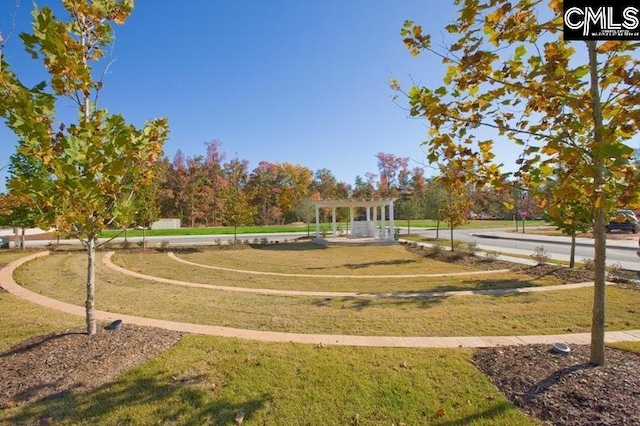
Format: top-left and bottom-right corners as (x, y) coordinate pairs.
(332, 207), (337, 236)
(315, 205), (320, 238)
(381, 204), (386, 240)
(389, 200), (395, 240)
(349, 207), (354, 237)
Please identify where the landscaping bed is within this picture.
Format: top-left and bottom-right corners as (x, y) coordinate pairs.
(473, 344), (640, 425)
(0, 325), (182, 410)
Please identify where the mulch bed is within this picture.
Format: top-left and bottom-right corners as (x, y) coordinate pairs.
(0, 325), (182, 410)
(473, 344), (640, 425)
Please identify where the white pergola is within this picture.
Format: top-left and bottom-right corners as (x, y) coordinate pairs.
(313, 198), (397, 241)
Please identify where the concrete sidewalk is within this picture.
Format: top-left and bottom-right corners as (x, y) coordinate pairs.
(2, 251), (639, 348)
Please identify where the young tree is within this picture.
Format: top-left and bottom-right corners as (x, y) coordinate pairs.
(134, 161), (166, 250)
(1, 144), (51, 249)
(423, 179), (446, 238)
(0, 1), (168, 335)
(436, 158), (472, 251)
(396, 0), (640, 365)
(222, 184), (254, 244)
(294, 197), (316, 237)
(0, 193), (37, 249)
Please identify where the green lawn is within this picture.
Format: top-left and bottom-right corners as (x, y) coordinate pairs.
(1, 333), (534, 425)
(99, 224), (319, 239)
(96, 219), (547, 239)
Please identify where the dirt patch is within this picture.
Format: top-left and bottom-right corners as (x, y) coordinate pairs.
(473, 345), (640, 425)
(0, 324), (182, 410)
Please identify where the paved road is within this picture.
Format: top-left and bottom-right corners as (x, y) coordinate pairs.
(6, 226), (640, 272)
(405, 227), (640, 272)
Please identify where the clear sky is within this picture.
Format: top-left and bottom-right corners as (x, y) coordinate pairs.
(0, 0), (525, 190)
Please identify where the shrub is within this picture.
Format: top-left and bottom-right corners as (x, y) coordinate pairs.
(485, 250), (500, 261)
(606, 262), (636, 282)
(582, 257), (595, 271)
(159, 240), (170, 250)
(466, 241), (480, 253)
(530, 245), (550, 265)
(430, 243), (443, 255)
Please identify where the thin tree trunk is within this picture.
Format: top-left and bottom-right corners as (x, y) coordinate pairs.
(20, 228), (25, 250)
(569, 233), (576, 268)
(142, 226), (147, 250)
(85, 236), (97, 335)
(449, 194), (454, 252)
(588, 40), (606, 366)
(450, 226), (454, 252)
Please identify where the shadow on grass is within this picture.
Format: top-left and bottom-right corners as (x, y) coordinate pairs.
(343, 259), (419, 269)
(319, 296), (450, 311)
(6, 372), (271, 425)
(439, 401), (518, 425)
(252, 242), (326, 251)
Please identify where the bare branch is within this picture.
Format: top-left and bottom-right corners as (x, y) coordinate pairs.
(0, 0), (21, 73)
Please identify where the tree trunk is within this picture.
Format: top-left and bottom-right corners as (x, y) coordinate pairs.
(569, 233), (576, 268)
(20, 228), (25, 250)
(588, 40), (606, 366)
(450, 226), (454, 252)
(85, 236), (97, 335)
(142, 226), (147, 251)
(234, 226), (238, 244)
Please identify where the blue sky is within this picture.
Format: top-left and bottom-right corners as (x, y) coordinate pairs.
(0, 0), (525, 190)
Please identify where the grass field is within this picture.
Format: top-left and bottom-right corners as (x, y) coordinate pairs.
(109, 244), (562, 293)
(0, 250), (537, 425)
(2, 248), (640, 425)
(13, 248), (640, 336)
(97, 219), (547, 239)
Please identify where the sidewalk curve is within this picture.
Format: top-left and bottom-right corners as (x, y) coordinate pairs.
(2, 252), (639, 348)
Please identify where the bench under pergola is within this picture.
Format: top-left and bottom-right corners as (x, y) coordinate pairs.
(313, 198), (397, 241)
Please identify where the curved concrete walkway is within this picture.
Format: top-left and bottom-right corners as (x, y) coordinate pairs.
(3, 252), (640, 348)
(106, 252), (599, 299)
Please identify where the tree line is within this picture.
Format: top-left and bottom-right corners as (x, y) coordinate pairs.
(133, 143), (546, 230)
